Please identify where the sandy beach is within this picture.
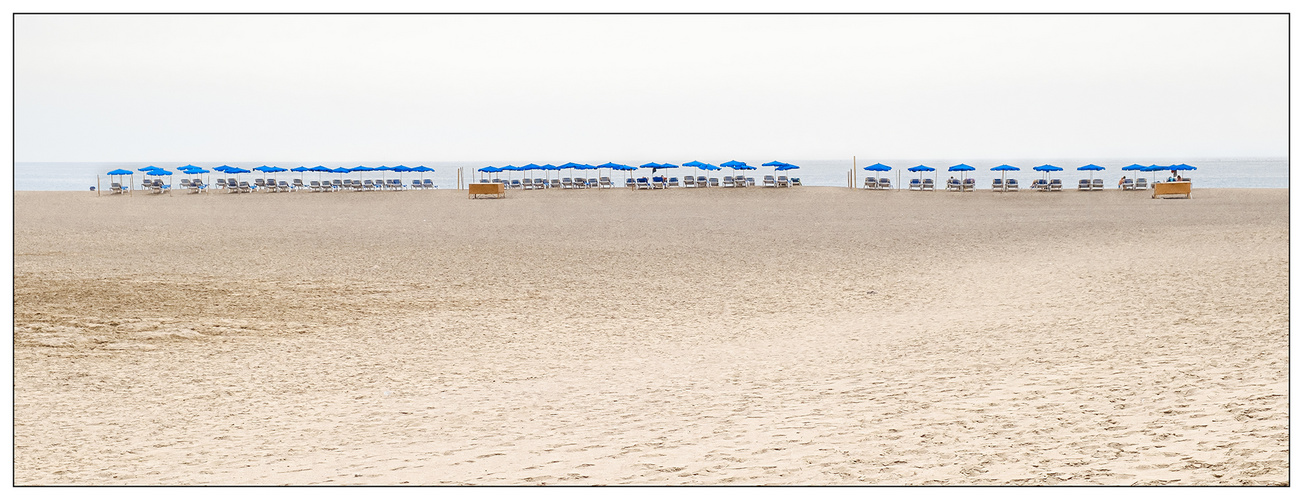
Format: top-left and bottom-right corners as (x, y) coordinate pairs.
(12, 186), (1288, 485)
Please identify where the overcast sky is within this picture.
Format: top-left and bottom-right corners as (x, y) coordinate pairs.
(14, 13), (1288, 162)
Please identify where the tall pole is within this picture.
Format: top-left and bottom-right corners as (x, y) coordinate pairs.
(96, 175), (100, 196)
(853, 156), (857, 189)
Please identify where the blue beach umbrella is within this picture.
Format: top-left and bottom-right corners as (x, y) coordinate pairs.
(1032, 164), (1063, 185)
(138, 166), (162, 172)
(1077, 164), (1105, 185)
(907, 165), (936, 186)
(947, 163), (975, 186)
(682, 160), (706, 177)
(106, 168), (134, 189)
(991, 164), (1020, 192)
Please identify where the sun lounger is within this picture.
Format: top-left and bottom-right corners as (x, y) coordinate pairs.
(560, 177), (573, 188)
(697, 176), (708, 187)
(764, 175), (777, 187)
(708, 177), (720, 187)
(790, 178), (801, 186)
(308, 180), (321, 192)
(667, 177), (680, 187)
(586, 178), (599, 188)
(908, 178), (921, 191)
(278, 180), (291, 192)
(1049, 179), (1063, 191)
(180, 178), (192, 190)
(918, 178), (932, 191)
(991, 178), (1003, 191)
(636, 177), (652, 190)
(776, 175), (790, 187)
(1091, 178), (1104, 191)
(745, 177), (756, 187)
(1005, 178), (1018, 191)
(878, 178), (891, 190)
(238, 181), (252, 193)
(722, 176), (735, 188)
(1077, 179), (1091, 191)
(1120, 178), (1134, 190)
(864, 177), (877, 189)
(109, 182), (125, 194)
(683, 176), (697, 188)
(651, 176), (666, 189)
(291, 178), (304, 191)
(946, 178), (961, 191)
(962, 178), (975, 191)
(1135, 178), (1148, 190)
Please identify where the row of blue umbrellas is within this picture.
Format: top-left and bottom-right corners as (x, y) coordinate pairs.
(863, 162), (1198, 187)
(477, 160), (799, 181)
(108, 164), (437, 188)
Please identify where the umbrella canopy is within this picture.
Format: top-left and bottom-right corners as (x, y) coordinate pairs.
(225, 167), (250, 174)
(720, 160), (748, 168)
(775, 163), (800, 171)
(1170, 163), (1197, 171)
(145, 169), (173, 176)
(683, 160), (706, 167)
(213, 165), (235, 172)
(330, 167), (351, 173)
(761, 161), (788, 167)
(1032, 164), (1062, 172)
(350, 166), (374, 172)
(253, 165), (278, 173)
(907, 165), (935, 172)
(1121, 164), (1146, 172)
(308, 166), (332, 172)
(863, 163), (892, 172)
(139, 166), (162, 172)
(183, 167), (210, 174)
(107, 168), (134, 175)
(947, 163), (975, 187)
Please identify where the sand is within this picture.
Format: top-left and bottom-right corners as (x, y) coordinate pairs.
(12, 186), (1288, 485)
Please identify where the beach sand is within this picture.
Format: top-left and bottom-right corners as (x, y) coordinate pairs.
(13, 186), (1288, 485)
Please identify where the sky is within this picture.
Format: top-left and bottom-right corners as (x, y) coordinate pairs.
(14, 13), (1289, 163)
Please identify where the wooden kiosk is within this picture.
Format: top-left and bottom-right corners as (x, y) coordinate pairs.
(468, 182), (505, 199)
(1152, 181), (1191, 199)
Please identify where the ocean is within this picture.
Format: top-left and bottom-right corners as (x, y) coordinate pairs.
(11, 158), (1289, 191)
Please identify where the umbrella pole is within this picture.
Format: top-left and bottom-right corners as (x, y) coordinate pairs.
(96, 175), (100, 196)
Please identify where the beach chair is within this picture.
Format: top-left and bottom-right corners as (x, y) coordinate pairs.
(908, 179), (921, 191)
(291, 179), (305, 191)
(180, 178), (192, 191)
(722, 176), (735, 188)
(764, 175), (777, 187)
(636, 177), (652, 190)
(214, 178), (226, 191)
(424, 179), (436, 189)
(918, 178), (932, 191)
(308, 180), (321, 192)
(1005, 178), (1018, 191)
(651, 176), (665, 189)
(254, 178), (268, 191)
(776, 175), (790, 187)
(586, 177), (598, 188)
(878, 178), (891, 190)
(561, 177), (574, 189)
(696, 176), (708, 187)
(708, 177), (720, 187)
(1119, 178), (1134, 191)
(683, 176), (697, 188)
(237, 181), (251, 193)
(109, 182), (124, 194)
(946, 178), (961, 191)
(1135, 178), (1148, 190)
(991, 178), (1003, 191)
(746, 177), (757, 187)
(666, 177), (680, 187)
(1049, 179), (1063, 191)
(1077, 179), (1090, 191)
(962, 178), (975, 191)
(362, 179), (375, 191)
(624, 178), (635, 189)
(278, 180), (291, 192)
(790, 178), (801, 186)
(1091, 178), (1104, 191)
(190, 180), (205, 194)
(864, 177), (877, 189)
(513, 179), (526, 190)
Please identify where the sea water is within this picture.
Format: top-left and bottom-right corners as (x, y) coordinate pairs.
(11, 158), (1289, 191)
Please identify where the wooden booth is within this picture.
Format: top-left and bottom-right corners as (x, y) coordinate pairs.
(1152, 181), (1191, 199)
(468, 182), (506, 199)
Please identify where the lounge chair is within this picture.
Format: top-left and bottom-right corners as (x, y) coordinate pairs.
(1091, 178), (1104, 191)
(667, 177), (680, 187)
(635, 177), (652, 190)
(624, 178), (635, 189)
(745, 177), (756, 187)
(709, 177), (721, 187)
(508, 179), (520, 190)
(776, 175), (790, 187)
(921, 178), (934, 191)
(328, 179), (341, 191)
(180, 178), (193, 191)
(878, 178), (891, 190)
(991, 178), (1004, 191)
(308, 180), (321, 192)
(946, 178), (961, 191)
(1005, 179), (1018, 191)
(278, 180), (291, 192)
(1135, 178), (1148, 190)
(790, 178), (801, 186)
(683, 176), (697, 188)
(864, 177), (877, 189)
(1077, 179), (1091, 191)
(1120, 178), (1134, 191)
(908, 179), (921, 191)
(547, 179), (559, 189)
(587, 178), (599, 188)
(651, 176), (665, 189)
(962, 178), (975, 191)
(697, 176), (708, 187)
(238, 181), (252, 193)
(1049, 179), (1063, 191)
(764, 175), (777, 187)
(722, 176), (735, 188)
(109, 182), (124, 194)
(292, 179), (305, 191)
